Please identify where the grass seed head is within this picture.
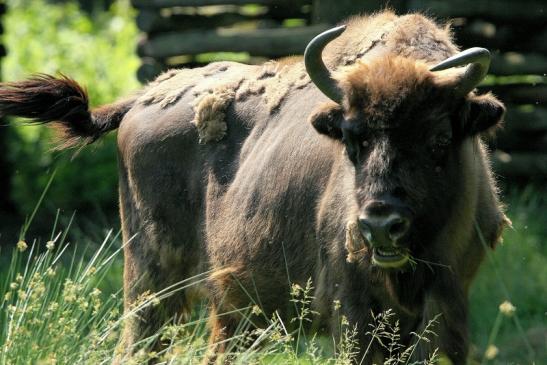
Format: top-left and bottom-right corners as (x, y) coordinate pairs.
(499, 300), (516, 317)
(46, 240), (55, 250)
(16, 240), (28, 252)
(485, 344), (499, 359)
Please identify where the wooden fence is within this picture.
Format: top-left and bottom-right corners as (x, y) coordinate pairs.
(132, 0), (317, 81)
(130, 0), (547, 181)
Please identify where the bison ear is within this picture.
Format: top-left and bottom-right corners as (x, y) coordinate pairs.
(463, 93), (505, 136)
(309, 102), (344, 139)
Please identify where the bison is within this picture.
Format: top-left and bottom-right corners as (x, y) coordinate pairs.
(0, 11), (509, 364)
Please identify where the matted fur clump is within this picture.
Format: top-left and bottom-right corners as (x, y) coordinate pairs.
(191, 85), (236, 143)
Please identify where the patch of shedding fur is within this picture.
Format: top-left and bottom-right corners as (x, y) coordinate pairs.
(235, 80), (265, 102)
(192, 81), (241, 143)
(326, 11), (458, 71)
(262, 62), (311, 113)
(234, 60), (311, 113)
(149, 69), (180, 86)
(137, 68), (201, 107)
(345, 220), (368, 263)
(202, 63), (230, 77)
(294, 70), (311, 89)
(323, 11), (398, 68)
(384, 14), (459, 63)
(256, 68), (276, 80)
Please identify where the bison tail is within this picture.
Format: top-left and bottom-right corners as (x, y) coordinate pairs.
(0, 74), (136, 148)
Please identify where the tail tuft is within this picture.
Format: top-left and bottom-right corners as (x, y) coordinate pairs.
(0, 74), (134, 148)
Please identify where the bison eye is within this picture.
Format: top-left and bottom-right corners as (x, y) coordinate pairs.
(435, 133), (452, 147)
(430, 133), (452, 160)
(342, 130), (361, 163)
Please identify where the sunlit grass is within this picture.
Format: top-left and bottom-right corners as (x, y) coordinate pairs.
(0, 184), (441, 364)
(0, 185), (545, 364)
(0, 234), (440, 364)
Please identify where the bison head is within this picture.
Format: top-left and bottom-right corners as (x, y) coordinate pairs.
(306, 27), (505, 269)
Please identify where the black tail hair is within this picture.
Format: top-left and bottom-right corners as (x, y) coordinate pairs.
(0, 74), (136, 148)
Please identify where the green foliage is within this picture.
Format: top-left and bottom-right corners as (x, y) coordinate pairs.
(469, 186), (547, 363)
(3, 0), (139, 221)
(0, 225), (124, 364)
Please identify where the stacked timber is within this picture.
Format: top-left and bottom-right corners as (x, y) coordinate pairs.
(131, 0), (318, 82)
(131, 0), (547, 180)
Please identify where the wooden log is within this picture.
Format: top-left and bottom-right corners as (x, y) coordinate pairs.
(137, 24), (330, 58)
(269, 0), (311, 21)
(494, 133), (547, 152)
(137, 58), (166, 83)
(491, 53), (547, 76)
(454, 20), (523, 50)
(453, 19), (547, 54)
(454, 19), (513, 51)
(494, 106), (547, 151)
(312, 0), (404, 24)
(137, 9), (268, 33)
(479, 84), (547, 105)
(408, 0), (547, 22)
(528, 28), (547, 55)
(504, 107), (547, 133)
(131, 0), (298, 8)
(493, 151), (547, 179)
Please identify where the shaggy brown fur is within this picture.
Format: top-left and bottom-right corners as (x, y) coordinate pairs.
(0, 11), (508, 364)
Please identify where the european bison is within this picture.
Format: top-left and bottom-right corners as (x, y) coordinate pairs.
(0, 11), (509, 363)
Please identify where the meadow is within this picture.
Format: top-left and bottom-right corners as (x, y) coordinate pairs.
(0, 1), (545, 364)
(1, 182), (545, 364)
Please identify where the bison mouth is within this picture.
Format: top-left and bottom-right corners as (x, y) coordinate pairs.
(372, 247), (409, 268)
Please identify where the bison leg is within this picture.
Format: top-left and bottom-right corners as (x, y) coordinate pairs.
(116, 243), (189, 350)
(204, 306), (240, 364)
(114, 169), (204, 361)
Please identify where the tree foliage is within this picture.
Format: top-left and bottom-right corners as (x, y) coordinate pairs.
(3, 0), (139, 224)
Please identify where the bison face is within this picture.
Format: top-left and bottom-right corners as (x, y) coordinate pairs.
(309, 57), (505, 269)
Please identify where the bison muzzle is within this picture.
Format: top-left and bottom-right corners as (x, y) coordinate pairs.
(0, 11), (509, 364)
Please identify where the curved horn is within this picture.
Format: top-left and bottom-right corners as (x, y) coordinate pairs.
(430, 47), (491, 96)
(304, 25), (346, 103)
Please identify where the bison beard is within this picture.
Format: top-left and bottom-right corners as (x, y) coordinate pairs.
(0, 11), (509, 364)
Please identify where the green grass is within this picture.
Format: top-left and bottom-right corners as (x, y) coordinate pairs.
(0, 233), (439, 364)
(469, 185), (547, 363)
(0, 185), (545, 364)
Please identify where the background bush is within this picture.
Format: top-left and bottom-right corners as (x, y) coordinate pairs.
(3, 0), (139, 236)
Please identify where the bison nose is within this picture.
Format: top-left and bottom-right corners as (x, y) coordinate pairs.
(358, 212), (411, 247)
